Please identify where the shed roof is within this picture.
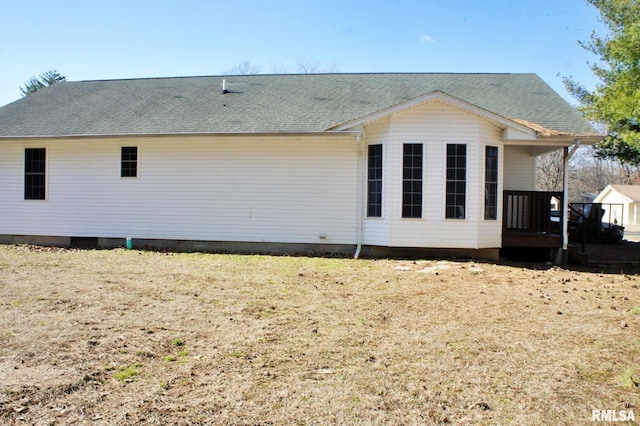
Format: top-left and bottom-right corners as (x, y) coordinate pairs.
(0, 73), (598, 138)
(601, 185), (640, 203)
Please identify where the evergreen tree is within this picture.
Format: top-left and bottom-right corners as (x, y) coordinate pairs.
(20, 70), (66, 96)
(564, 0), (640, 164)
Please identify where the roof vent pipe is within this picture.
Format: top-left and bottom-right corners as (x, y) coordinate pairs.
(222, 79), (228, 94)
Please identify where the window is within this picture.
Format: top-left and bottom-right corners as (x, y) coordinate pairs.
(121, 147), (138, 177)
(402, 143), (423, 218)
(485, 146), (499, 220)
(367, 144), (383, 217)
(446, 144), (466, 219)
(24, 148), (46, 200)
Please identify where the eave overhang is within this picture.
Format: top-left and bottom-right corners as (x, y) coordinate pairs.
(0, 131), (361, 142)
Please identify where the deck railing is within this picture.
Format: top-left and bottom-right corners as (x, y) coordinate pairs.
(503, 190), (563, 235)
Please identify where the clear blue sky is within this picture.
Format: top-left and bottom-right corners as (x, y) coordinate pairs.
(1, 0), (606, 107)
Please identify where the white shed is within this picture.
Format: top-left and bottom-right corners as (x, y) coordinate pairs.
(593, 184), (640, 225)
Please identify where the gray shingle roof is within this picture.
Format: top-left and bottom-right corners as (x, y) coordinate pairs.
(608, 185), (640, 202)
(0, 73), (597, 137)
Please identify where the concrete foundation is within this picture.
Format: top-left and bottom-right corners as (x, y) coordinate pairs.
(360, 245), (500, 261)
(0, 234), (501, 261)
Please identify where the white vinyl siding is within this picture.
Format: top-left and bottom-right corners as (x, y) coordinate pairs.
(388, 101), (480, 248)
(504, 146), (536, 190)
(0, 135), (358, 245)
(363, 118), (391, 246)
(477, 121), (504, 247)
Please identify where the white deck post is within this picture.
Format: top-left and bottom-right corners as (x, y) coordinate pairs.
(561, 140), (580, 265)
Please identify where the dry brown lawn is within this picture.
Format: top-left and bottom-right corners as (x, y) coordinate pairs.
(0, 244), (639, 425)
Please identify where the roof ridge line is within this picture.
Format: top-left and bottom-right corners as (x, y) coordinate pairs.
(70, 72), (537, 84)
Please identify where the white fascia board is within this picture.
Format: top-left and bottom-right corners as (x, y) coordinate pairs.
(503, 127), (536, 141)
(593, 185), (613, 203)
(505, 134), (603, 146)
(504, 139), (573, 148)
(328, 90), (537, 138)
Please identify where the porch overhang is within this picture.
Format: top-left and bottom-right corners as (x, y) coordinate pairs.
(503, 134), (603, 156)
(503, 117), (603, 152)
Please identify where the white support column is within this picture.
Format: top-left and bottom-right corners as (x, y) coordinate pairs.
(560, 140), (581, 265)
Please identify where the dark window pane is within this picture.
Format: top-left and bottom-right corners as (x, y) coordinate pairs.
(446, 206), (455, 218)
(447, 169), (456, 181)
(403, 168), (412, 180)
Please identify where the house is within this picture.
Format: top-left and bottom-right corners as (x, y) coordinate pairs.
(0, 73), (602, 261)
(594, 184), (640, 225)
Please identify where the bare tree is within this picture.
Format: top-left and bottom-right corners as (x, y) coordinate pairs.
(224, 59), (339, 76)
(536, 150), (565, 191)
(269, 63), (292, 74)
(221, 60), (261, 75)
(537, 146), (640, 202)
(294, 58), (339, 74)
(269, 59), (341, 74)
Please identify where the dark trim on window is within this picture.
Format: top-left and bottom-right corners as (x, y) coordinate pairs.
(24, 148), (46, 200)
(402, 143), (423, 218)
(121, 146), (138, 178)
(485, 146), (499, 220)
(367, 144), (383, 218)
(446, 143), (466, 219)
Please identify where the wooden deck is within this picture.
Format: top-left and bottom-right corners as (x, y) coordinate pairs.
(502, 190), (563, 248)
